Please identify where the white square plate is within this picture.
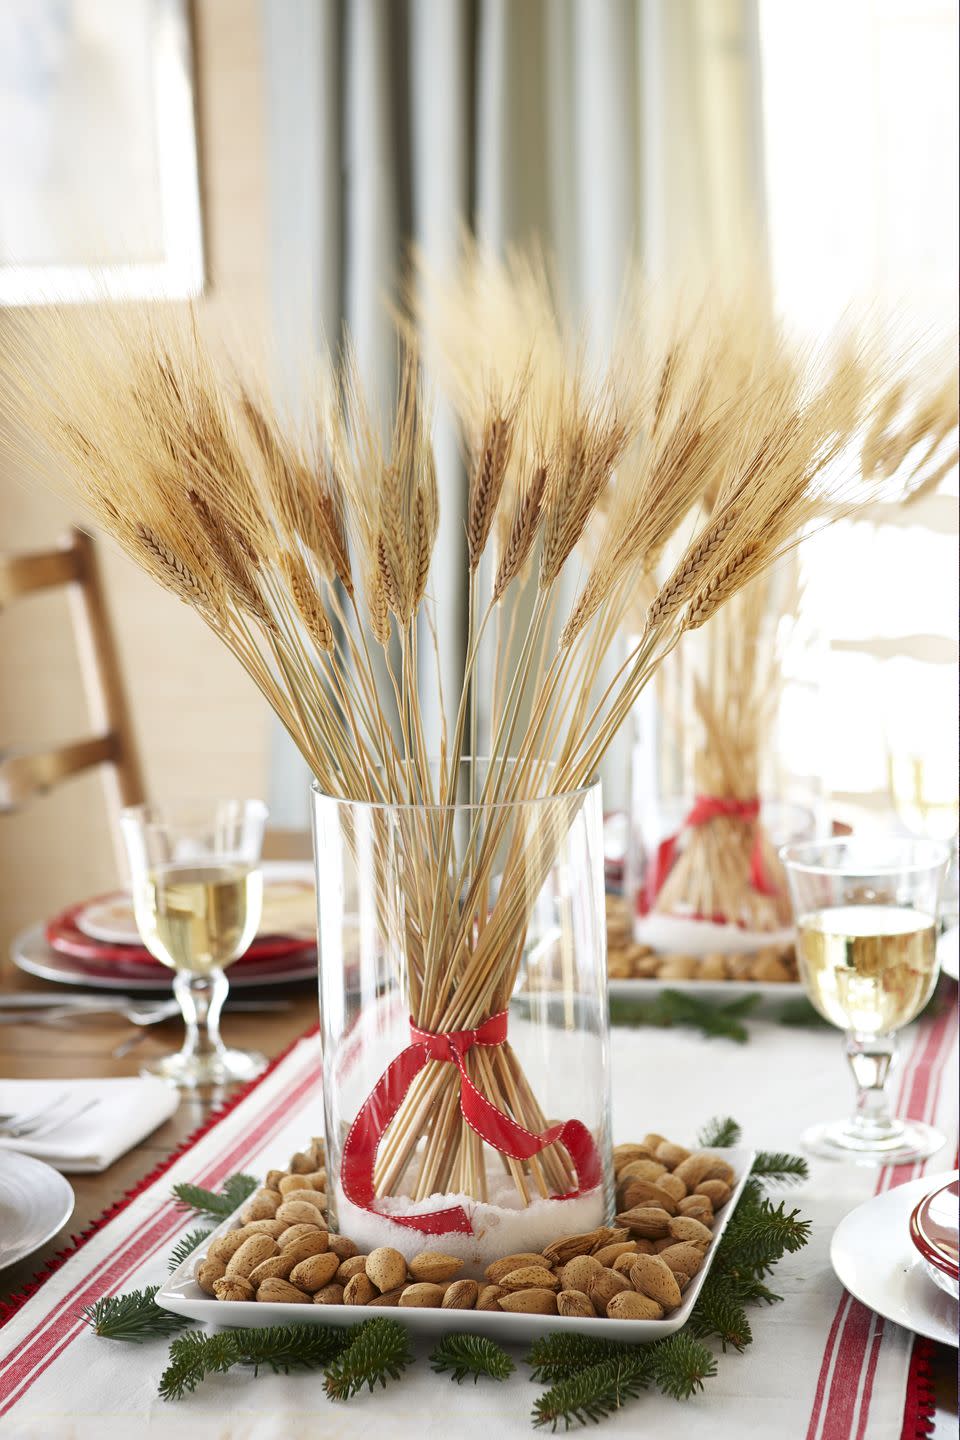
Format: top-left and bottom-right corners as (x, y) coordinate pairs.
(156, 1146), (756, 1343)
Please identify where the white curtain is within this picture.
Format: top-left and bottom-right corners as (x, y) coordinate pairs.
(261, 0), (765, 824)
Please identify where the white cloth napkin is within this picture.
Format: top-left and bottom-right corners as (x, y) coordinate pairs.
(0, 1077), (178, 1173)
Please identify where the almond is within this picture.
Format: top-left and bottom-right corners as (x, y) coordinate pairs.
(484, 1252), (547, 1284)
(591, 1227), (630, 1251)
(242, 1219), (288, 1239)
(368, 1286), (405, 1307)
(278, 1173), (313, 1196)
(284, 1189), (327, 1216)
(196, 1258), (226, 1294)
(477, 1285), (506, 1311)
(275, 1200), (324, 1228)
(642, 1133), (667, 1151)
(587, 1267), (631, 1313)
(365, 1246), (407, 1293)
(281, 1232), (330, 1266)
(226, 1234), (280, 1279)
(677, 1196), (714, 1223)
(313, 1284), (345, 1305)
(606, 1290), (664, 1320)
(289, 1252), (340, 1292)
(655, 1141), (690, 1168)
(615, 1205), (672, 1238)
(264, 1169), (286, 1190)
(568, 1254), (607, 1295)
(613, 1253), (639, 1276)
(288, 1150), (315, 1173)
(278, 1223), (324, 1246)
(328, 1234), (360, 1260)
(619, 1158), (667, 1183)
(593, 1242), (638, 1267)
(336, 1255), (369, 1283)
(249, 1254), (297, 1285)
(213, 1277), (253, 1302)
(668, 1216), (713, 1247)
(239, 1189), (282, 1223)
(498, 1288), (558, 1315)
(498, 1265), (559, 1292)
(700, 1157), (735, 1185)
(653, 1237), (676, 1253)
(629, 1253), (682, 1310)
(557, 1289), (595, 1317)
(674, 1271), (692, 1291)
(633, 1238), (656, 1255)
(408, 1252), (464, 1284)
(398, 1283), (446, 1308)
(620, 1179), (678, 1215)
(672, 1155), (714, 1188)
(657, 1173), (687, 1203)
(442, 1279), (479, 1310)
(657, 1242), (705, 1276)
(343, 1273), (377, 1305)
(542, 1230), (605, 1266)
(613, 1143), (655, 1171)
(696, 1179), (732, 1207)
(256, 1277), (311, 1304)
(207, 1229), (251, 1265)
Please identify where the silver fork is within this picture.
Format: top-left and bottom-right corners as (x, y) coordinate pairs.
(0, 1092), (72, 1137)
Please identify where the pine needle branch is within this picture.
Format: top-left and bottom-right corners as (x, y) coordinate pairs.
(648, 1333), (717, 1399)
(158, 1324), (354, 1401)
(323, 1318), (414, 1401)
(531, 1354), (651, 1430)
(697, 1115), (742, 1148)
(430, 1333), (515, 1384)
(750, 1152), (809, 1186)
(776, 997), (828, 1027)
(80, 1286), (193, 1343)
(608, 991), (760, 1044)
(687, 1276), (754, 1352)
(167, 1227), (214, 1272)
(717, 1198), (812, 1276)
(526, 1334), (641, 1384)
(172, 1173), (258, 1219)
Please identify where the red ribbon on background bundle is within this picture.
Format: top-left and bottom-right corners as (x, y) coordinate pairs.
(640, 794), (778, 920)
(339, 1010), (602, 1235)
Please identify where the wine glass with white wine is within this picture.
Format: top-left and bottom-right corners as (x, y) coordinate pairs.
(120, 799), (268, 1087)
(781, 836), (948, 1164)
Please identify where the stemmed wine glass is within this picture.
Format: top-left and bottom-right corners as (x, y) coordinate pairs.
(781, 836), (948, 1164)
(120, 799), (269, 1087)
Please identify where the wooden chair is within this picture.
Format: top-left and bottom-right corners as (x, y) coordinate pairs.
(0, 528), (145, 862)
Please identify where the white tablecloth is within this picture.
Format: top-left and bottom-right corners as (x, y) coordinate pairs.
(0, 1003), (955, 1439)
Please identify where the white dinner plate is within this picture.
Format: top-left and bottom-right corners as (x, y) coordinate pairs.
(608, 977), (803, 1002)
(938, 927), (959, 983)
(10, 924), (317, 992)
(830, 1170), (960, 1349)
(0, 1151), (75, 1270)
(156, 1146), (755, 1342)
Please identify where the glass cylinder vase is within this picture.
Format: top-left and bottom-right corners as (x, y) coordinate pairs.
(312, 763), (613, 1269)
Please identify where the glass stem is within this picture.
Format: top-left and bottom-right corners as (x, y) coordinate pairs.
(843, 1030), (902, 1144)
(173, 969), (228, 1062)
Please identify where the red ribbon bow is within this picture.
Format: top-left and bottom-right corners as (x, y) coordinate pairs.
(641, 794), (778, 921)
(339, 1010), (602, 1235)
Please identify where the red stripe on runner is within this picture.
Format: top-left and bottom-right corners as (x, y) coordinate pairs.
(853, 1316), (885, 1440)
(819, 1300), (874, 1440)
(805, 1003), (957, 1440)
(0, 1043), (322, 1414)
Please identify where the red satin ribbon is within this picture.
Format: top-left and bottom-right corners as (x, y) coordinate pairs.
(339, 1010), (602, 1236)
(641, 794), (778, 919)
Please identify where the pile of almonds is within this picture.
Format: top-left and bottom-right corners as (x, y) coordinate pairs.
(606, 894), (798, 983)
(197, 1132), (736, 1321)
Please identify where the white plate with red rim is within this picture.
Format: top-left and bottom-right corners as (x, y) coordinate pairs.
(909, 1176), (959, 1300)
(831, 1171), (960, 1348)
(0, 1152), (75, 1271)
(156, 1146), (755, 1341)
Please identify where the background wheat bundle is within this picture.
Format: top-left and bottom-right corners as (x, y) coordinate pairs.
(1, 284), (951, 1237)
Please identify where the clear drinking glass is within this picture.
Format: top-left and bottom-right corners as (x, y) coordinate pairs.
(312, 763), (613, 1267)
(120, 799), (269, 1087)
(781, 836), (949, 1163)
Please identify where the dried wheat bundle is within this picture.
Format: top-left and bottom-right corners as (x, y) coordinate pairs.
(0, 275), (938, 1211)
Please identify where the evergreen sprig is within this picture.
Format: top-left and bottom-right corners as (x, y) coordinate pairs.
(172, 1173), (258, 1219)
(531, 1353), (651, 1430)
(526, 1335), (640, 1384)
(750, 1151), (809, 1185)
(167, 1228), (214, 1273)
(716, 1198), (812, 1276)
(686, 1276), (753, 1352)
(158, 1324), (354, 1401)
(80, 1286), (193, 1343)
(430, 1333), (515, 1384)
(323, 1318), (414, 1400)
(697, 1115), (742, 1148)
(647, 1332), (717, 1399)
(609, 991), (760, 1044)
